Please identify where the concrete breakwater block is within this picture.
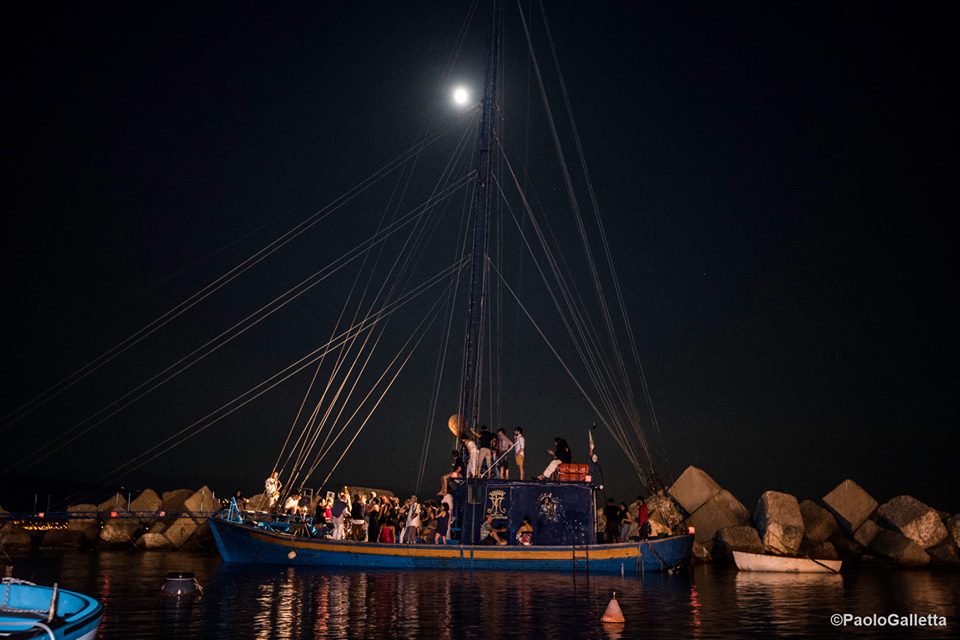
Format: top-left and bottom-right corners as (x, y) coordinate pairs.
(136, 532), (174, 551)
(97, 492), (126, 513)
(130, 489), (163, 514)
(927, 541), (960, 567)
(245, 493), (271, 511)
(877, 495), (948, 550)
(99, 520), (140, 546)
(755, 491), (804, 555)
(853, 519), (883, 548)
(646, 491), (684, 536)
(163, 517), (199, 548)
(822, 479), (877, 534)
(184, 486), (217, 519)
(65, 504), (100, 544)
(687, 491), (750, 550)
(799, 538), (839, 560)
(713, 525), (764, 557)
(947, 515), (960, 547)
(868, 530), (930, 567)
(0, 505), (32, 550)
(669, 466), (722, 515)
(40, 530), (88, 549)
(162, 489), (194, 513)
(799, 500), (838, 543)
(829, 532), (865, 559)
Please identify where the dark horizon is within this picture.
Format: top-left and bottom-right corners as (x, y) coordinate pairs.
(3, 2), (957, 514)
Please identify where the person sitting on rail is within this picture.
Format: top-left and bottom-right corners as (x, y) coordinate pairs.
(438, 449), (463, 495)
(537, 437), (572, 480)
(284, 492), (302, 516)
(231, 488), (247, 511)
(479, 514), (507, 546)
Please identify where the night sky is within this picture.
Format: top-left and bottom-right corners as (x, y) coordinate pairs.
(3, 2), (957, 513)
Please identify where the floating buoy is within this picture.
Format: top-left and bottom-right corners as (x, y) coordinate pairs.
(161, 572), (202, 598)
(601, 591), (625, 623)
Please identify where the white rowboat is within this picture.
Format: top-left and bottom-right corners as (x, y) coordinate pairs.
(733, 550), (842, 573)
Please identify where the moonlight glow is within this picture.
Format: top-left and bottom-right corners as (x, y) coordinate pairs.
(453, 87), (469, 105)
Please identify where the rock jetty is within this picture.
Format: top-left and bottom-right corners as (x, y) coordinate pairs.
(666, 466), (959, 568)
(4, 487), (224, 552)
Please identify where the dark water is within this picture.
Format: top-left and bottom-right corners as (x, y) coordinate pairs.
(7, 551), (959, 638)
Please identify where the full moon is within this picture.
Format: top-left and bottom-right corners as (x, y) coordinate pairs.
(453, 87), (469, 105)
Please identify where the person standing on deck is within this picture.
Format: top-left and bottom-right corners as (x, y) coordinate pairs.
(636, 496), (651, 538)
(513, 428), (526, 479)
(403, 496), (421, 544)
(587, 452), (604, 490)
(462, 436), (480, 478)
(330, 493), (348, 540)
(435, 502), (451, 544)
(264, 471), (281, 510)
(496, 428), (513, 479)
(471, 425), (494, 476)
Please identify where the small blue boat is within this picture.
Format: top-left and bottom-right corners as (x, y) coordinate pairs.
(0, 578), (102, 640)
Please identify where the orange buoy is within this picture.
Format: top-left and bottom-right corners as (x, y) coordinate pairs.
(601, 591), (625, 623)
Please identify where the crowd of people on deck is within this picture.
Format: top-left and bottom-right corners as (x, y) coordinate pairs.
(236, 426), (654, 546)
(300, 491), (456, 544)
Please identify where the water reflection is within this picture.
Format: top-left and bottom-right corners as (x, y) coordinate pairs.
(736, 571), (844, 630)
(7, 551), (960, 638)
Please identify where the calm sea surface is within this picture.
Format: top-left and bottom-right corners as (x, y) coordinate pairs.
(7, 551), (959, 638)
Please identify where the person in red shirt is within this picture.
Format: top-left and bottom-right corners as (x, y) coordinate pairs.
(636, 496), (650, 538)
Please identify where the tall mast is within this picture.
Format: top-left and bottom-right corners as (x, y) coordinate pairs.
(458, 3), (500, 434)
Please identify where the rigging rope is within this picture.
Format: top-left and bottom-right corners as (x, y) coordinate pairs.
(100, 258), (467, 483)
(0, 115), (472, 434)
(10, 176), (474, 474)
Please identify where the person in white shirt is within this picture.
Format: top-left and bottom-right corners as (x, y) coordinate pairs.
(403, 496), (421, 544)
(462, 436), (480, 478)
(264, 471), (281, 510)
(513, 428), (526, 479)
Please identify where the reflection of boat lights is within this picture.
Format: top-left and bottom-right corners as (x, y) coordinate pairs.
(689, 584), (702, 631)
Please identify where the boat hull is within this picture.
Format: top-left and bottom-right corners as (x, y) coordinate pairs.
(210, 519), (692, 573)
(733, 550), (842, 573)
(0, 579), (102, 640)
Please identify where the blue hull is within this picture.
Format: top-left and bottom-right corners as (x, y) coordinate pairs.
(210, 519), (692, 574)
(0, 579), (102, 640)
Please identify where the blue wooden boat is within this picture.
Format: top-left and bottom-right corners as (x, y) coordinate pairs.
(211, 478), (692, 574)
(210, 1), (694, 575)
(0, 578), (102, 640)
(210, 517), (691, 574)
